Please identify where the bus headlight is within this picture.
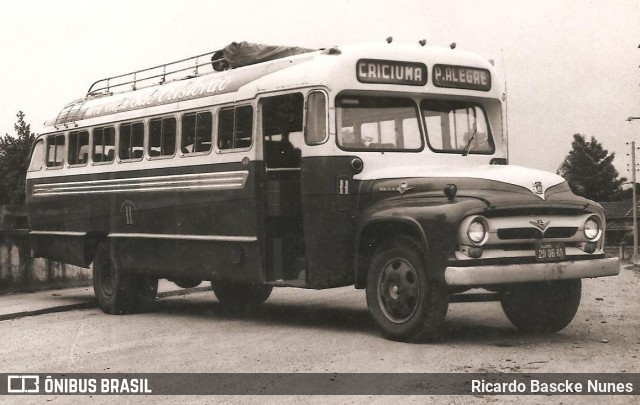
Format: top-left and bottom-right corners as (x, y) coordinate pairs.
(467, 217), (489, 246)
(583, 216), (602, 242)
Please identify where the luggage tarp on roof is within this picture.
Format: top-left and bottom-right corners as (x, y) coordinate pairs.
(216, 41), (316, 69)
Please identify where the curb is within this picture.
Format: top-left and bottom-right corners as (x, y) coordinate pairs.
(0, 285), (212, 322)
(0, 302), (95, 322)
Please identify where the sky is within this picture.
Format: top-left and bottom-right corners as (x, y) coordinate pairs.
(1, 0), (639, 176)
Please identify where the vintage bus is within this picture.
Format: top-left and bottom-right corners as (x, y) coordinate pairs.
(25, 41), (619, 342)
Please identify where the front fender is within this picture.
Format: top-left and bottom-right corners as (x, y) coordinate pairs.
(353, 197), (488, 288)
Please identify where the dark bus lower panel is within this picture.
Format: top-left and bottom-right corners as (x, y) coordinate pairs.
(112, 237), (264, 283)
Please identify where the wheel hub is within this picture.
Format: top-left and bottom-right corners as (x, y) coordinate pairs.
(390, 284), (399, 299)
(378, 259), (420, 323)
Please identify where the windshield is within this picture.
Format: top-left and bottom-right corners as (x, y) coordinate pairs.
(336, 96), (423, 151)
(421, 99), (493, 154)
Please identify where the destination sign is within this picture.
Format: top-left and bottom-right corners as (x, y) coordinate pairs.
(357, 59), (428, 86)
(433, 64), (491, 91)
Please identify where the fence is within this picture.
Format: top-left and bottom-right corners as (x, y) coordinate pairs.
(604, 245), (635, 262)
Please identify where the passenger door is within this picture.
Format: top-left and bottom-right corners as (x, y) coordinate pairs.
(260, 93), (305, 283)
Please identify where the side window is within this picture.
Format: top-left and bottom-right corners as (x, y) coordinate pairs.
(92, 127), (115, 163)
(28, 140), (44, 171)
(217, 106), (253, 150)
(46, 134), (65, 167)
(149, 117), (177, 157)
(119, 122), (144, 161)
(305, 91), (328, 145)
(68, 130), (90, 165)
(181, 111), (213, 154)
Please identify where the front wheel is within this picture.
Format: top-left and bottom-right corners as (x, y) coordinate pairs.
(366, 237), (448, 342)
(92, 243), (158, 315)
(500, 279), (582, 333)
(211, 281), (273, 306)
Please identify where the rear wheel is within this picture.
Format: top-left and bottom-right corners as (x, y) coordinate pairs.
(501, 279), (581, 333)
(92, 243), (158, 314)
(172, 278), (202, 289)
(211, 281), (273, 306)
(366, 237), (448, 342)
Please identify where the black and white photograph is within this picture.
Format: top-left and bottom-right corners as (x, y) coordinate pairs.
(0, 0), (639, 403)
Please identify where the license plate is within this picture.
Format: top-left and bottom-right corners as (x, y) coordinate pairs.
(535, 242), (566, 262)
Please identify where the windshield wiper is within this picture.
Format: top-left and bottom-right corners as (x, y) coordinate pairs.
(462, 124), (478, 156)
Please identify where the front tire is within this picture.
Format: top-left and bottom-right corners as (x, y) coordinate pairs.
(92, 243), (158, 314)
(366, 237), (448, 342)
(501, 279), (581, 333)
(211, 281), (273, 306)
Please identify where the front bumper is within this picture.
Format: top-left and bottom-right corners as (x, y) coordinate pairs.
(444, 257), (620, 286)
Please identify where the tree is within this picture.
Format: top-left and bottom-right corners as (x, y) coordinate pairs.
(557, 134), (625, 202)
(0, 111), (37, 205)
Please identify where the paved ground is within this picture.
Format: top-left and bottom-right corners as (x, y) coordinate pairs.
(0, 263), (638, 404)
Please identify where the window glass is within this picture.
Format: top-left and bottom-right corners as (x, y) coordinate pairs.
(262, 94), (304, 168)
(235, 106), (253, 149)
(305, 92), (328, 144)
(119, 122), (144, 160)
(46, 134), (65, 167)
(218, 109), (235, 150)
(217, 106), (253, 150)
(149, 117), (176, 157)
(336, 96), (422, 151)
(181, 111), (212, 154)
(92, 127), (115, 163)
(28, 140), (44, 171)
(421, 100), (493, 154)
(68, 131), (89, 165)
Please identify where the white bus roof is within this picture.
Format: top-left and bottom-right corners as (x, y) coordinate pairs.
(43, 42), (503, 133)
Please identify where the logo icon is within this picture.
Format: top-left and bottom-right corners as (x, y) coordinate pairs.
(532, 181), (544, 195)
(529, 219), (550, 231)
(397, 181), (414, 195)
(378, 181), (415, 194)
(7, 375), (40, 394)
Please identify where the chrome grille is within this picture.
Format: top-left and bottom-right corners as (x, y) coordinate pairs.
(497, 227), (577, 240)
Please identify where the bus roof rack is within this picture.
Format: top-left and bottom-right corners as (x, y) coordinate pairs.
(86, 50), (219, 96)
(86, 42), (317, 97)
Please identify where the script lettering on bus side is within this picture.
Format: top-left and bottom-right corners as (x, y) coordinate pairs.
(356, 59), (427, 86)
(433, 64), (491, 91)
(83, 76), (234, 119)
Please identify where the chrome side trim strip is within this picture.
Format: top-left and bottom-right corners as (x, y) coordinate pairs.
(30, 231), (87, 236)
(108, 233), (257, 242)
(33, 170), (249, 197)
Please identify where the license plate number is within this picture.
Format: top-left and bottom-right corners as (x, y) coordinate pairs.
(535, 242), (566, 262)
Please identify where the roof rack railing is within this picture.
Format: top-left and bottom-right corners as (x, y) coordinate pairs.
(86, 50), (222, 96)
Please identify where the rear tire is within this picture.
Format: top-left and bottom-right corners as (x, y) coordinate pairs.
(172, 278), (202, 289)
(211, 281), (273, 306)
(366, 237), (448, 342)
(501, 279), (581, 333)
(92, 243), (158, 314)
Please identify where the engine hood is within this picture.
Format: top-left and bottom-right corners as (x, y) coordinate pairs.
(361, 164), (567, 201)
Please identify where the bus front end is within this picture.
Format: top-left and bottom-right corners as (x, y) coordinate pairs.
(329, 43), (620, 341)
